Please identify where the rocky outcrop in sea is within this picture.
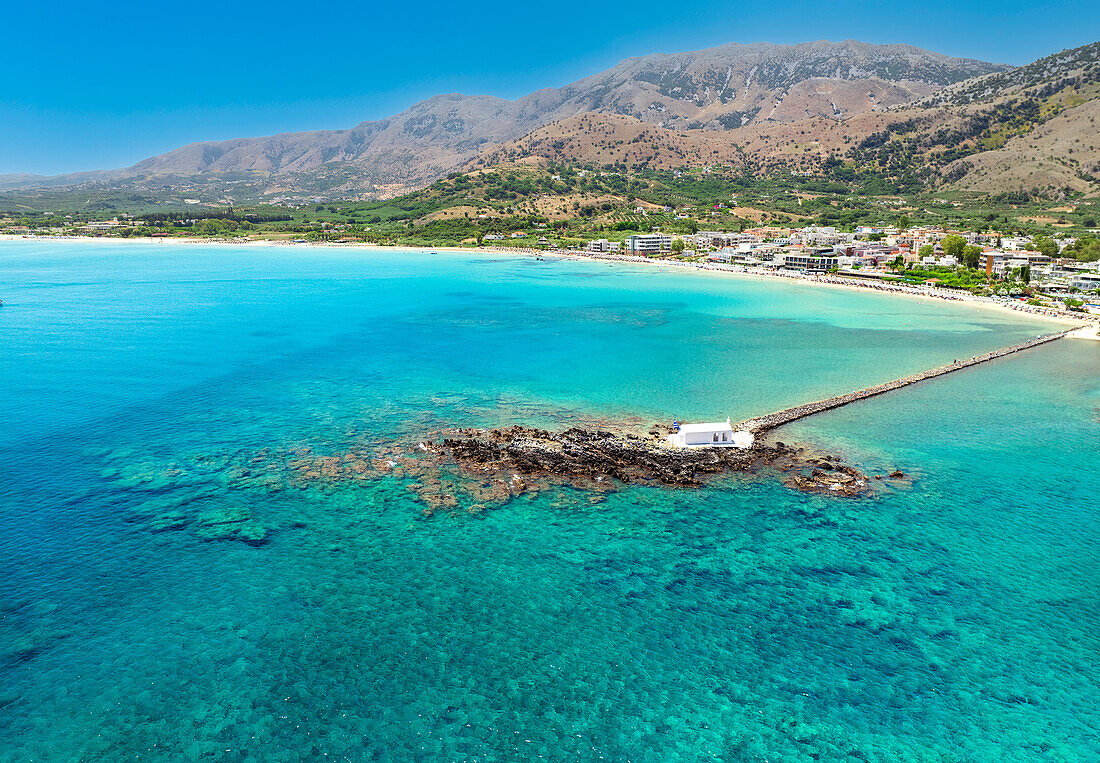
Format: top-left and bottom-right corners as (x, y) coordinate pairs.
(434, 424), (879, 503)
(95, 422), (902, 531)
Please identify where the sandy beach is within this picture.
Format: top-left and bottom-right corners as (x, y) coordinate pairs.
(557, 250), (1099, 332)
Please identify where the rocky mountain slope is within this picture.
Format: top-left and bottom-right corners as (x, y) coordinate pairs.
(1, 40), (1006, 200)
(480, 41), (1100, 198)
(851, 41), (1100, 193)
(470, 111), (892, 176)
(554, 39), (1001, 129)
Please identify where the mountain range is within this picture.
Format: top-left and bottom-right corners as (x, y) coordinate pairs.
(4, 39), (1099, 204)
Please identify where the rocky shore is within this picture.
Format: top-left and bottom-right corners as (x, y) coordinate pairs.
(435, 424), (884, 502)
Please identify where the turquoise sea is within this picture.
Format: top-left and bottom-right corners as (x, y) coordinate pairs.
(1, 240), (1098, 761)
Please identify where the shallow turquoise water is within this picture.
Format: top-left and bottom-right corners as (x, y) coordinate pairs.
(1, 240), (1098, 760)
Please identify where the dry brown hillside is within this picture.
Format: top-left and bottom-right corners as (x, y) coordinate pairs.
(852, 41), (1100, 194)
(944, 97), (1100, 195)
(469, 112), (896, 174)
(469, 43), (1100, 197)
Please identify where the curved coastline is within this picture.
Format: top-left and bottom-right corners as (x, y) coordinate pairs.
(557, 250), (1098, 333)
(3, 233), (1097, 336)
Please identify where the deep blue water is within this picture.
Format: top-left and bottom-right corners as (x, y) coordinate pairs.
(1, 240), (1098, 760)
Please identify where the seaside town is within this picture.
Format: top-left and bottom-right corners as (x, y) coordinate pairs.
(566, 224), (1100, 320)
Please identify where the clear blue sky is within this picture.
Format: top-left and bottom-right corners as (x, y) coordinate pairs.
(3, 0), (1097, 175)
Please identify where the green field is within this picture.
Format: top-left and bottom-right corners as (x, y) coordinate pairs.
(3, 162), (1099, 253)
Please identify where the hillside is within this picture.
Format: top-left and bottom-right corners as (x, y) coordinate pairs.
(470, 111), (898, 177)
(0, 40), (1005, 202)
(526, 39), (1003, 130)
(468, 42), (1100, 200)
(946, 98), (1100, 193)
(850, 41), (1100, 194)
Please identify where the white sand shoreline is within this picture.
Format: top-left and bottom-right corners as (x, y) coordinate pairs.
(3, 233), (1097, 337)
(560, 251), (1098, 332)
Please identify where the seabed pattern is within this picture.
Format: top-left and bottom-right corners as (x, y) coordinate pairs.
(1, 242), (1098, 760)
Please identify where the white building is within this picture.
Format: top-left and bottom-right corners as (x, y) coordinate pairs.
(1070, 272), (1100, 290)
(791, 226), (853, 247)
(668, 420), (754, 448)
(625, 234), (672, 254)
(692, 231), (758, 250)
(1001, 237), (1032, 251)
(587, 239), (621, 253)
(920, 255), (959, 268)
(781, 252), (840, 272)
(985, 251), (1052, 277)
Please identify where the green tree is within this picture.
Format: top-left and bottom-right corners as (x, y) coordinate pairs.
(962, 244), (983, 270)
(671, 238), (685, 254)
(896, 214), (910, 230)
(918, 244), (935, 258)
(941, 234), (967, 260)
(1030, 235), (1058, 258)
(1070, 236), (1100, 262)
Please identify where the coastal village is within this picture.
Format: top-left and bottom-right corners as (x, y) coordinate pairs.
(509, 221), (1094, 327)
(561, 223), (1100, 324)
(577, 225), (1100, 301)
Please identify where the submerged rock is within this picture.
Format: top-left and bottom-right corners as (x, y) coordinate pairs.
(148, 511), (188, 532)
(194, 507), (272, 546)
(1, 639), (47, 667)
(234, 522), (272, 547)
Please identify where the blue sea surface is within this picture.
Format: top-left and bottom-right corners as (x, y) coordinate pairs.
(1, 240), (1098, 760)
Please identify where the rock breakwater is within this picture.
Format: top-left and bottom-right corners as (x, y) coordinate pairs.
(736, 329), (1077, 434)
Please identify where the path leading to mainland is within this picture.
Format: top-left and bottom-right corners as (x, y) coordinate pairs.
(736, 328), (1083, 435)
